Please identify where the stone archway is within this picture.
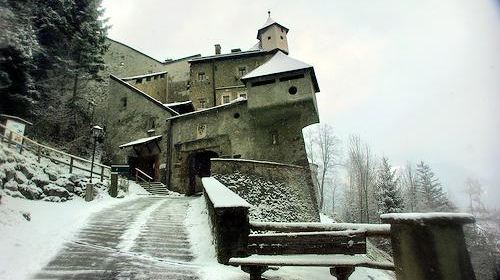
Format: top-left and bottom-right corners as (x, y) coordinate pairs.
(187, 150), (219, 195)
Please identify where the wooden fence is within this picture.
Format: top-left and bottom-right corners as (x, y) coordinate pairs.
(0, 123), (110, 182)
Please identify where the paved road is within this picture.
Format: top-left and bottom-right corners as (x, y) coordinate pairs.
(34, 196), (200, 280)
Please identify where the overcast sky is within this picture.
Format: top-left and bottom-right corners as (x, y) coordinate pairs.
(102, 0), (500, 208)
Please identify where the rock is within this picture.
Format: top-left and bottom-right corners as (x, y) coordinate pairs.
(5, 189), (24, 198)
(14, 170), (28, 184)
(44, 168), (58, 181)
(43, 183), (71, 198)
(73, 186), (83, 197)
(18, 164), (35, 179)
(4, 179), (18, 191)
(69, 174), (85, 184)
(43, 196), (61, 203)
(54, 177), (75, 193)
(18, 183), (44, 200)
(2, 163), (17, 182)
(22, 212), (31, 221)
(32, 173), (50, 188)
(0, 169), (6, 183)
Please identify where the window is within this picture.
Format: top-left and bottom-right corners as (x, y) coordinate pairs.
(239, 93), (247, 99)
(154, 76), (158, 80)
(148, 117), (156, 129)
(238, 66), (247, 77)
(199, 98), (207, 108)
(280, 74), (304, 82)
(159, 73), (165, 78)
(222, 95), (230, 104)
(288, 86), (298, 95)
(268, 36), (271, 40)
(280, 36), (284, 40)
(136, 78), (143, 84)
(121, 97), (127, 108)
(146, 77), (151, 81)
(198, 72), (206, 81)
(251, 79), (275, 87)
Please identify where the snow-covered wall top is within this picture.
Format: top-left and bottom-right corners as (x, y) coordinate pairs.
(201, 177), (251, 208)
(380, 212), (475, 225)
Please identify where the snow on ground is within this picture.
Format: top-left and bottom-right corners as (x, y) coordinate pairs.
(0, 181), (149, 280)
(186, 197), (395, 280)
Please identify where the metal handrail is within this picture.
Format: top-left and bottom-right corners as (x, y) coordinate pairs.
(135, 167), (153, 182)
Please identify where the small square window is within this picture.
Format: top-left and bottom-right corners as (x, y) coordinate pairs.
(238, 66), (247, 77)
(121, 97), (127, 108)
(136, 78), (143, 84)
(160, 73), (165, 78)
(222, 95), (230, 104)
(239, 93), (247, 99)
(146, 77), (151, 81)
(198, 72), (206, 81)
(268, 36), (271, 40)
(199, 98), (207, 108)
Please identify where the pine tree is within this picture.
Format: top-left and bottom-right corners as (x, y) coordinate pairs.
(415, 161), (454, 212)
(376, 157), (404, 215)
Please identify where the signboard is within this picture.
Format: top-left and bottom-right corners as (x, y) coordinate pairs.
(111, 165), (130, 175)
(4, 119), (26, 145)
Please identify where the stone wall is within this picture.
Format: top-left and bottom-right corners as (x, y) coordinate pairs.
(210, 158), (319, 222)
(124, 73), (168, 103)
(106, 76), (174, 164)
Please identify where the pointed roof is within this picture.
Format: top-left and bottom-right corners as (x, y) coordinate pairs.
(241, 51), (319, 92)
(257, 13), (289, 39)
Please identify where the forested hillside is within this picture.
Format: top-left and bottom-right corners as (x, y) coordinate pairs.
(0, 0), (108, 156)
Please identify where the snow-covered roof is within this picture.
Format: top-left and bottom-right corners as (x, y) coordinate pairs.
(201, 177), (251, 208)
(257, 16), (289, 39)
(166, 98), (247, 121)
(119, 135), (162, 148)
(0, 114), (33, 126)
(121, 71), (167, 81)
(189, 49), (268, 63)
(241, 51), (320, 92)
(163, 101), (192, 107)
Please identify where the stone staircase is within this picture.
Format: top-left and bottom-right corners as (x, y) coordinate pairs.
(138, 181), (171, 195)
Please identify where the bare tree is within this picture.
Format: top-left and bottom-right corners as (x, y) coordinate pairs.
(401, 162), (418, 212)
(347, 135), (376, 223)
(303, 124), (340, 212)
(464, 177), (485, 215)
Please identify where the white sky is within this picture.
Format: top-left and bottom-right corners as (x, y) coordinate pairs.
(101, 0), (500, 208)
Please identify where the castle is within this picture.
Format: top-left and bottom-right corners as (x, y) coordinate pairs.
(105, 14), (320, 199)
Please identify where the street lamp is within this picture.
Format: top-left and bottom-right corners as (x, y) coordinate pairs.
(90, 125), (104, 183)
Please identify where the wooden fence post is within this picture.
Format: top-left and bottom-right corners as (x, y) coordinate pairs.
(100, 166), (104, 182)
(19, 138), (24, 154)
(8, 131), (13, 148)
(69, 157), (74, 173)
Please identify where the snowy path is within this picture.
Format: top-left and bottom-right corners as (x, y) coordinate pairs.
(33, 196), (199, 280)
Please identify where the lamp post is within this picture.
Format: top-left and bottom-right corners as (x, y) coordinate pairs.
(90, 125), (103, 183)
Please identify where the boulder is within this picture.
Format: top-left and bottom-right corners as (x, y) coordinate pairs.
(18, 164), (35, 179)
(18, 183), (44, 200)
(2, 163), (17, 182)
(54, 177), (75, 193)
(43, 183), (71, 199)
(32, 173), (50, 188)
(43, 196), (61, 203)
(4, 179), (18, 191)
(14, 170), (28, 184)
(5, 189), (24, 199)
(44, 168), (59, 181)
(69, 174), (86, 184)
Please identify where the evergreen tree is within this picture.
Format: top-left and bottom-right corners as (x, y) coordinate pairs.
(415, 161), (454, 211)
(376, 157), (404, 215)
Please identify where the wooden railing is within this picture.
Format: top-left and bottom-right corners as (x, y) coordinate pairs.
(0, 123), (110, 182)
(134, 167), (152, 183)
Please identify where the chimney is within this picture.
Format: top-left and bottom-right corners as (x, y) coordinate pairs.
(215, 44), (221, 55)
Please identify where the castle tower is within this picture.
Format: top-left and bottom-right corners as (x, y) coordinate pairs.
(257, 12), (290, 54)
(241, 51), (319, 127)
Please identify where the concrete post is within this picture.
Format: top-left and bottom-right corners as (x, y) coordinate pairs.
(85, 183), (94, 202)
(109, 172), (118, 198)
(381, 213), (476, 280)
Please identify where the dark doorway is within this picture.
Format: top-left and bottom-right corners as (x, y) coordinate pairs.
(128, 155), (160, 180)
(188, 151), (218, 195)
